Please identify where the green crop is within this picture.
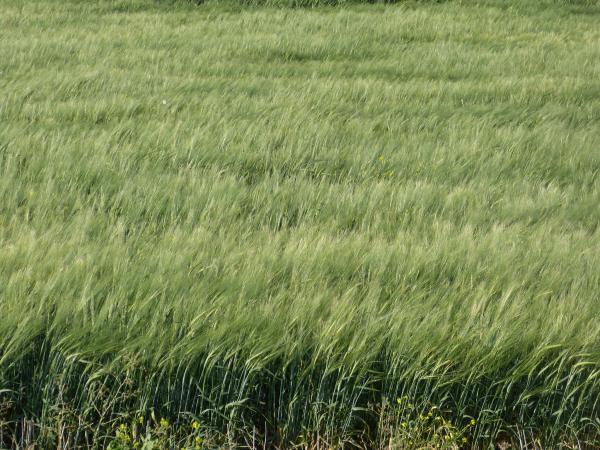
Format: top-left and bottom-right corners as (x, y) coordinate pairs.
(1, 0), (599, 447)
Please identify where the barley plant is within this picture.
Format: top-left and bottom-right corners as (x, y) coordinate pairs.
(1, 0), (600, 448)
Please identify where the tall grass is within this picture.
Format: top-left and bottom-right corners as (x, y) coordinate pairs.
(1, 0), (600, 447)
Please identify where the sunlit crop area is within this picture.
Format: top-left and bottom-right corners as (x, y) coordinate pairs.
(1, 0), (600, 448)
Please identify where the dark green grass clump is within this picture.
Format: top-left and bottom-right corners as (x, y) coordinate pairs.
(1, 0), (600, 448)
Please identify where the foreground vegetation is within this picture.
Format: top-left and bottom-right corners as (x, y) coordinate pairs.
(1, 0), (600, 447)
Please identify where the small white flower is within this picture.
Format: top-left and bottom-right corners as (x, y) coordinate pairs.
(162, 100), (167, 105)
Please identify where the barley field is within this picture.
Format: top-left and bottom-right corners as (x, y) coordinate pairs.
(1, 0), (600, 448)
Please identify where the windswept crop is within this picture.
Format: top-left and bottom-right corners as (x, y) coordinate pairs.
(1, 0), (600, 448)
